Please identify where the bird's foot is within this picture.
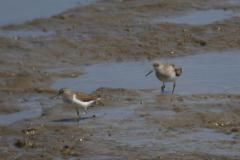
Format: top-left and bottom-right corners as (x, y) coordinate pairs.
(161, 86), (165, 92)
(74, 115), (82, 122)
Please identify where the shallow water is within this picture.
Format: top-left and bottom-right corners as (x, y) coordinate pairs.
(52, 51), (240, 95)
(186, 129), (236, 141)
(228, 0), (240, 5)
(0, 30), (56, 38)
(93, 105), (136, 120)
(0, 109), (42, 125)
(155, 10), (235, 25)
(0, 0), (95, 27)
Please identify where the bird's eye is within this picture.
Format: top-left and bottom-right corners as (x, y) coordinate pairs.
(157, 65), (159, 67)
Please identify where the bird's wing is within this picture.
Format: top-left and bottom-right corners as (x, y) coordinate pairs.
(74, 92), (101, 102)
(172, 65), (183, 76)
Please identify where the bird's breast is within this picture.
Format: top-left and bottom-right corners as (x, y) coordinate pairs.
(63, 96), (73, 105)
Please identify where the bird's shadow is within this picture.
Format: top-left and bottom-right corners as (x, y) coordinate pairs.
(52, 115), (95, 123)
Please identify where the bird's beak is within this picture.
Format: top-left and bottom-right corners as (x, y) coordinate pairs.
(51, 94), (59, 99)
(145, 68), (155, 76)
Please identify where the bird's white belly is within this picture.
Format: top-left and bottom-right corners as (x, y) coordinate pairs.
(72, 95), (96, 109)
(156, 72), (178, 82)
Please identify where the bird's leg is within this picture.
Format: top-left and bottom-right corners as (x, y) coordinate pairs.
(80, 108), (88, 116)
(172, 81), (176, 94)
(74, 108), (89, 121)
(74, 115), (81, 121)
(76, 109), (79, 116)
(74, 109), (81, 122)
(161, 82), (165, 92)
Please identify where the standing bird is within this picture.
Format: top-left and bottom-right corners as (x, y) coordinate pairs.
(51, 88), (103, 120)
(145, 61), (183, 94)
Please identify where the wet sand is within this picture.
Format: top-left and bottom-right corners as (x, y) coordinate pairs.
(0, 0), (240, 159)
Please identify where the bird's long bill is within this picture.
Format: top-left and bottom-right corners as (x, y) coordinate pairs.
(51, 94), (59, 99)
(145, 69), (155, 76)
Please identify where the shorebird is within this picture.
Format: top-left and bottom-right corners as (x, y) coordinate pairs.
(51, 88), (103, 120)
(145, 61), (183, 94)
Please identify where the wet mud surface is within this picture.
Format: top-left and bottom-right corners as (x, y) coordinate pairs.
(1, 89), (240, 159)
(0, 0), (240, 159)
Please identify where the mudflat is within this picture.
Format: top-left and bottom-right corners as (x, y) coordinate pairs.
(0, 0), (240, 159)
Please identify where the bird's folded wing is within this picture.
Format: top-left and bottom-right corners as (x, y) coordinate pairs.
(74, 92), (101, 102)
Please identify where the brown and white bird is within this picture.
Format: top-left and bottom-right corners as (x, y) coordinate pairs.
(51, 88), (103, 120)
(146, 61), (183, 94)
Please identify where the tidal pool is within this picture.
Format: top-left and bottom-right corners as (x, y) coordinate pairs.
(0, 30), (56, 38)
(0, 0), (96, 27)
(155, 10), (235, 25)
(52, 51), (240, 95)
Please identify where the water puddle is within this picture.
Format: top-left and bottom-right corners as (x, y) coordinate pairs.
(52, 51), (240, 95)
(159, 110), (176, 115)
(155, 10), (235, 25)
(186, 129), (236, 141)
(93, 106), (135, 120)
(114, 129), (238, 154)
(52, 104), (138, 124)
(228, 0), (240, 5)
(0, 109), (42, 125)
(0, 0), (96, 27)
(184, 98), (229, 105)
(0, 30), (56, 38)
(0, 95), (53, 125)
(117, 138), (161, 146)
(208, 108), (223, 113)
